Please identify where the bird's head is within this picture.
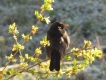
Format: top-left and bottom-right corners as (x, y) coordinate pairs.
(50, 22), (69, 30)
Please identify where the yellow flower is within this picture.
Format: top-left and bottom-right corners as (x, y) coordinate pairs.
(12, 44), (17, 51)
(35, 48), (42, 57)
(84, 40), (91, 48)
(31, 25), (38, 34)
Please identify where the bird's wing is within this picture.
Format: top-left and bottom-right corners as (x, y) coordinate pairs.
(54, 31), (70, 59)
(46, 30), (54, 59)
(46, 46), (53, 59)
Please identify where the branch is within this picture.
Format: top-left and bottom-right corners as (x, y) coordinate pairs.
(8, 59), (48, 79)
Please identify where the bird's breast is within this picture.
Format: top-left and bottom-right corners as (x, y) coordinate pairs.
(60, 37), (64, 43)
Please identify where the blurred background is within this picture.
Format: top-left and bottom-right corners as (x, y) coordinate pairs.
(0, 0), (106, 80)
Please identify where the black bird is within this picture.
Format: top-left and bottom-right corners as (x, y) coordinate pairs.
(46, 22), (70, 71)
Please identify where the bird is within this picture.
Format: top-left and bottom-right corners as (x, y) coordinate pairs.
(46, 21), (70, 71)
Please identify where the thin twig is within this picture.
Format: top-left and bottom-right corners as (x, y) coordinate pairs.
(63, 61), (83, 65)
(2, 50), (18, 71)
(2, 34), (20, 71)
(8, 59), (48, 79)
(95, 33), (101, 49)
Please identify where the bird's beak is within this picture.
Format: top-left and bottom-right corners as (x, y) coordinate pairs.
(63, 24), (69, 28)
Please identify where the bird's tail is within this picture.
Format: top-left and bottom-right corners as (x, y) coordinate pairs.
(50, 49), (60, 71)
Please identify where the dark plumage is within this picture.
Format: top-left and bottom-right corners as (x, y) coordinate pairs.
(46, 22), (70, 71)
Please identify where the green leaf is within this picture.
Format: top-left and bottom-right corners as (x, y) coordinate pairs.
(73, 58), (77, 67)
(25, 54), (29, 59)
(44, 36), (47, 41)
(64, 55), (72, 60)
(9, 68), (15, 75)
(35, 11), (39, 18)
